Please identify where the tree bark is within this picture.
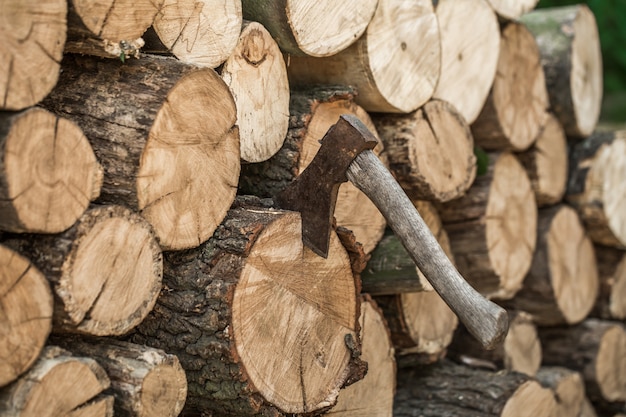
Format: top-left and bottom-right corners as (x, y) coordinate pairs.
(536, 367), (585, 417)
(566, 131), (626, 249)
(592, 244), (626, 320)
(286, 0), (440, 113)
(241, 0), (378, 57)
(520, 5), (603, 138)
(517, 113), (568, 207)
(372, 100), (476, 203)
(485, 0), (538, 20)
(501, 205), (598, 325)
(0, 244), (53, 387)
(220, 21), (290, 163)
(432, 0), (500, 124)
(471, 21), (549, 151)
(1, 205), (163, 336)
(0, 108), (103, 233)
(130, 200), (363, 416)
(0, 0), (66, 110)
(437, 152), (537, 300)
(41, 53), (240, 250)
(0, 346), (113, 417)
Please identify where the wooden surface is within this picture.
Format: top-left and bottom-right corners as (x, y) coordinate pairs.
(593, 244), (626, 320)
(536, 367), (585, 417)
(485, 0), (538, 19)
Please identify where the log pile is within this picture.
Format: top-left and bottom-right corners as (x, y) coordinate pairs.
(1, 1), (622, 417)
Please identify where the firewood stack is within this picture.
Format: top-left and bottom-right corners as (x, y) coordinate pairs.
(0, 1), (622, 416)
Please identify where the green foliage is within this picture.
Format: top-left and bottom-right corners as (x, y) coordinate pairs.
(474, 147), (489, 176)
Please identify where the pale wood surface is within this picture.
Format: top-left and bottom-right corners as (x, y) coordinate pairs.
(486, 0), (538, 19)
(536, 367), (585, 417)
(593, 244), (626, 320)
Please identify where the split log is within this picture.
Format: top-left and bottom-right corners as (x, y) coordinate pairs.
(566, 131), (626, 249)
(52, 338), (187, 417)
(520, 5), (603, 138)
(501, 205), (598, 326)
(144, 0), (242, 68)
(131, 200), (364, 416)
(438, 152), (537, 300)
(0, 346), (113, 417)
(449, 311), (541, 376)
(592, 245), (626, 320)
(1, 0), (66, 110)
(471, 21), (549, 151)
(485, 0), (538, 20)
(539, 319), (626, 413)
(372, 99), (476, 203)
(240, 88), (386, 254)
(432, 0), (500, 124)
(241, 0), (378, 57)
(536, 367), (585, 417)
(517, 113), (568, 207)
(286, 0), (440, 113)
(0, 108), (103, 233)
(41, 54), (240, 250)
(394, 360), (558, 417)
(0, 244), (53, 387)
(1, 205), (163, 336)
(220, 21), (290, 163)
(327, 296), (396, 417)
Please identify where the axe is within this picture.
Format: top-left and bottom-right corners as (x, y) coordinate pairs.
(276, 114), (508, 349)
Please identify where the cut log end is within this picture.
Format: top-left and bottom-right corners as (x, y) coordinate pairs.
(503, 312), (542, 376)
(486, 0), (539, 20)
(596, 324), (626, 402)
(536, 367), (585, 417)
(501, 380), (558, 417)
(594, 245), (626, 320)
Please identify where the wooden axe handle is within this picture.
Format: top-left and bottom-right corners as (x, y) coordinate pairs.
(347, 150), (508, 349)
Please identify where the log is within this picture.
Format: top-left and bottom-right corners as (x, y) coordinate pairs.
(449, 311), (541, 376)
(41, 54), (240, 250)
(1, 205), (162, 336)
(241, 0), (378, 57)
(592, 244), (626, 320)
(0, 107), (103, 233)
(471, 21), (549, 151)
(579, 398), (598, 417)
(520, 5), (603, 138)
(485, 0), (538, 20)
(517, 113), (568, 207)
(437, 152), (537, 300)
(432, 0), (500, 124)
(240, 88), (387, 254)
(220, 21), (290, 163)
(372, 99), (476, 203)
(1, 0), (66, 110)
(52, 338), (187, 417)
(131, 200), (364, 416)
(0, 346), (113, 417)
(0, 244), (53, 387)
(327, 296), (396, 417)
(539, 319), (626, 412)
(536, 367), (585, 417)
(501, 205), (598, 326)
(566, 131), (626, 249)
(394, 359), (558, 417)
(286, 0), (440, 113)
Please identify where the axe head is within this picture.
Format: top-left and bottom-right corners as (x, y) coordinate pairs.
(275, 114), (378, 258)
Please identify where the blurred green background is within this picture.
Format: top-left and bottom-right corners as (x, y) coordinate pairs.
(537, 0), (626, 123)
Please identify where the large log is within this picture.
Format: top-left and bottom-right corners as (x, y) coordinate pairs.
(0, 244), (53, 387)
(41, 54), (240, 250)
(432, 0), (500, 124)
(220, 21), (290, 163)
(131, 200), (364, 416)
(566, 131), (626, 249)
(286, 0), (440, 113)
(521, 5), (603, 138)
(485, 0), (538, 20)
(1, 0), (66, 110)
(471, 21), (549, 151)
(592, 244), (626, 320)
(0, 107), (102, 233)
(536, 367), (586, 417)
(372, 99), (476, 203)
(438, 152), (537, 300)
(2, 205), (162, 336)
(241, 0), (378, 57)
(502, 205), (598, 326)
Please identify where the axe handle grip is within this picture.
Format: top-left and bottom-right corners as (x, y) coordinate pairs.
(347, 150), (508, 349)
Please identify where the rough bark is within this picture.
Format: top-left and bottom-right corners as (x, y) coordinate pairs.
(1, 205), (162, 336)
(521, 5), (603, 138)
(485, 0), (538, 20)
(286, 0), (440, 113)
(0, 107), (102, 233)
(471, 21), (549, 151)
(0, 0), (66, 110)
(592, 244), (626, 320)
(41, 53), (240, 250)
(0, 244), (53, 387)
(536, 367), (585, 417)
(372, 99), (476, 203)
